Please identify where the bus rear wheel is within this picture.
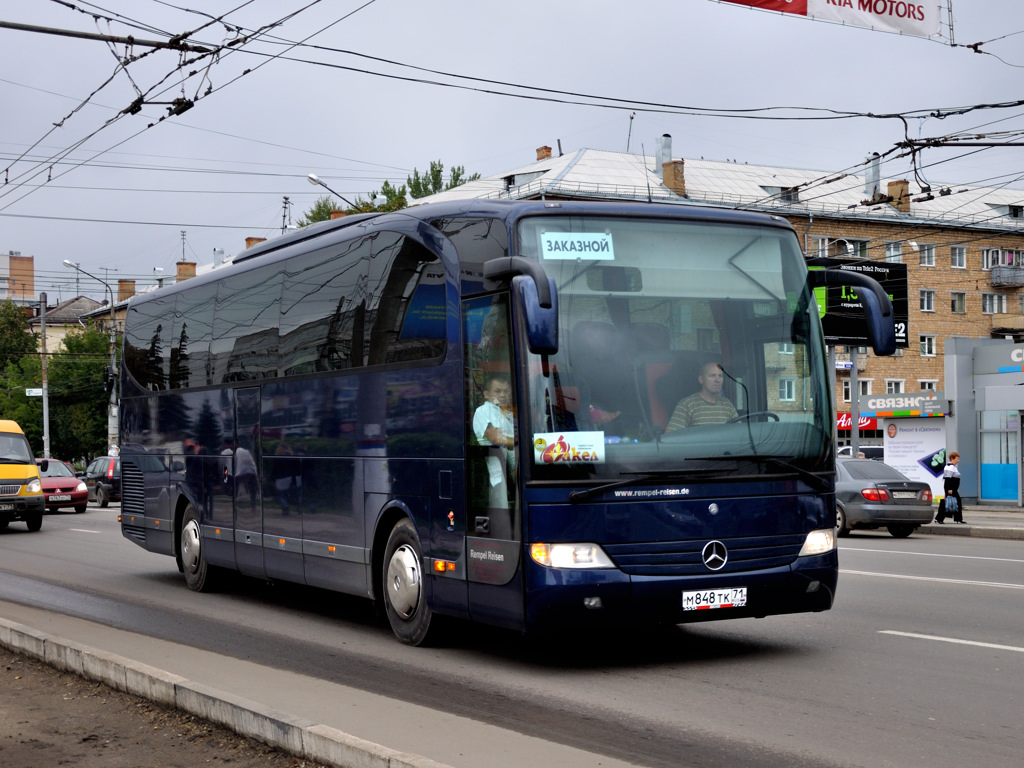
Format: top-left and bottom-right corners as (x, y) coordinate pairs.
(180, 503), (219, 592)
(382, 517), (434, 646)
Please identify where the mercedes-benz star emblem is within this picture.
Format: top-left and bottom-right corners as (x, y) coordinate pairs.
(702, 540), (728, 571)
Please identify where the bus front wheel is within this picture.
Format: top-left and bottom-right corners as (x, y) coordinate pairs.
(383, 518), (434, 646)
(180, 504), (219, 592)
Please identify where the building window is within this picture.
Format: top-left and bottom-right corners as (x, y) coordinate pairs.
(920, 380), (938, 391)
(886, 380), (904, 395)
(885, 242), (902, 263)
(779, 378), (796, 401)
(920, 335), (937, 356)
(918, 243), (935, 266)
(951, 245), (966, 269)
(982, 293), (1008, 314)
(951, 291), (967, 314)
(841, 380), (871, 402)
(778, 342), (794, 354)
(920, 289), (935, 312)
(1011, 205), (1023, 220)
(982, 248), (1002, 270)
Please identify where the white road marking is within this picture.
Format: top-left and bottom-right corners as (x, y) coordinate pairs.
(841, 569), (1024, 590)
(879, 630), (1024, 653)
(68, 529), (101, 534)
(842, 547), (1024, 564)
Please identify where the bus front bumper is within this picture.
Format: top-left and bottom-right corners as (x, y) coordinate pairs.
(523, 551), (838, 631)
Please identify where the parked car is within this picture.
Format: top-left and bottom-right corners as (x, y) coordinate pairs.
(84, 456), (121, 507)
(838, 445), (884, 460)
(35, 459), (88, 514)
(835, 458), (933, 538)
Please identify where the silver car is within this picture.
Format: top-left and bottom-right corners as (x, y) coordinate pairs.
(835, 458), (934, 538)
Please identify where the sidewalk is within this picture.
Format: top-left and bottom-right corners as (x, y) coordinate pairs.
(918, 503), (1024, 539)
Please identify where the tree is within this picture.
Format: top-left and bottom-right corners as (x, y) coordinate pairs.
(47, 323), (111, 461)
(407, 160), (480, 199)
(0, 299), (37, 372)
(295, 194), (342, 227)
(296, 159), (480, 225)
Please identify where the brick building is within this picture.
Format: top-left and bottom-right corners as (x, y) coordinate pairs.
(412, 138), (1024, 439)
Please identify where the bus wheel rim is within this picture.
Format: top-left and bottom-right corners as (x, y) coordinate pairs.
(387, 543), (421, 619)
(181, 519), (202, 574)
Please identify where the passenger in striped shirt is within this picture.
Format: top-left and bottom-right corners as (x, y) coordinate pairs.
(666, 361), (738, 432)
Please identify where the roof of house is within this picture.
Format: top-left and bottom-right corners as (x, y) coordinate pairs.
(29, 296), (102, 326)
(411, 147), (1024, 233)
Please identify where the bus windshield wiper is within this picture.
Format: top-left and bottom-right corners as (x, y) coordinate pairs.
(687, 454), (831, 492)
(567, 456), (830, 503)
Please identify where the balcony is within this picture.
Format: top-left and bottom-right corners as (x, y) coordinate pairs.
(989, 266), (1024, 287)
(989, 313), (1024, 333)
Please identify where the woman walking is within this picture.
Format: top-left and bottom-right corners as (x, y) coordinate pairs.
(935, 452), (964, 524)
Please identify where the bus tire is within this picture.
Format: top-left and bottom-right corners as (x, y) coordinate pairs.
(382, 517), (434, 646)
(180, 503), (219, 592)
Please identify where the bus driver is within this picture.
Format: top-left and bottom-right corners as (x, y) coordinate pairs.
(666, 361), (738, 431)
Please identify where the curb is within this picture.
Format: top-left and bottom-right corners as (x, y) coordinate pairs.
(919, 524), (1024, 540)
(0, 617), (452, 768)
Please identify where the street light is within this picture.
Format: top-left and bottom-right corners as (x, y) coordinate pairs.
(307, 173), (356, 209)
(62, 260), (118, 452)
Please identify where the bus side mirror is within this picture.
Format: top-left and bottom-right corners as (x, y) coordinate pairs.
(514, 275), (558, 355)
(807, 269), (896, 356)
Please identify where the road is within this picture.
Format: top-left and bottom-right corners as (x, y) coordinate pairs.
(2, 504), (1022, 768)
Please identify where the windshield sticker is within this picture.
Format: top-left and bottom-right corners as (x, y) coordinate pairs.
(540, 232), (614, 260)
(533, 432), (606, 465)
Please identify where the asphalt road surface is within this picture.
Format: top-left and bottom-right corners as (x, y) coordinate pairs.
(2, 505), (1022, 768)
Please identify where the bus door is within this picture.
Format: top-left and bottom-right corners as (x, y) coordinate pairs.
(463, 295), (524, 628)
(233, 387), (265, 579)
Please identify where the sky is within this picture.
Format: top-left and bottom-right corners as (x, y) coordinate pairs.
(1, 0), (1022, 305)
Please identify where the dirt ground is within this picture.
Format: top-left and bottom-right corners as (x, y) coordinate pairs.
(0, 647), (329, 768)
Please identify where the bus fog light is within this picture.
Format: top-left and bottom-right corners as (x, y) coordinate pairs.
(530, 543), (615, 569)
(799, 529), (836, 557)
(583, 596), (603, 609)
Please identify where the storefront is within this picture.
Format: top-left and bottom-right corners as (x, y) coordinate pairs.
(945, 338), (1024, 506)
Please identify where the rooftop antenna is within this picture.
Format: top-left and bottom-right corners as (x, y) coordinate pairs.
(641, 143), (652, 203)
(626, 112), (636, 152)
(180, 230), (187, 261)
(281, 196), (292, 234)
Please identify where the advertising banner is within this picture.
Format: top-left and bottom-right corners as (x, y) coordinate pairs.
(807, 257), (909, 348)
(719, 0), (943, 39)
(882, 418), (947, 499)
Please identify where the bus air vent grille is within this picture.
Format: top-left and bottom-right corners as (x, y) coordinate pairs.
(603, 533), (806, 576)
(121, 461), (145, 518)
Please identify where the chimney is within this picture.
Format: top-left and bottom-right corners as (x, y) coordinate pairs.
(245, 236), (266, 249)
(657, 134), (672, 174)
(329, 210), (347, 219)
(864, 153), (881, 200)
(663, 160), (686, 197)
(887, 179), (910, 213)
(176, 261), (197, 282)
(536, 145), (552, 161)
(117, 279), (136, 302)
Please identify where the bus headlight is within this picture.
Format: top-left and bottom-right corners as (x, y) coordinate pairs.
(798, 528), (836, 557)
(530, 542), (615, 569)
(26, 479), (41, 494)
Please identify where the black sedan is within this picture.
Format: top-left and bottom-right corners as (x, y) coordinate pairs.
(835, 458), (934, 538)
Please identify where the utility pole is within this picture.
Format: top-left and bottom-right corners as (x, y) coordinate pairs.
(40, 293), (50, 459)
(281, 196), (291, 234)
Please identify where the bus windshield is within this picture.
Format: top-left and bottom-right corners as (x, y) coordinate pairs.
(517, 214), (831, 482)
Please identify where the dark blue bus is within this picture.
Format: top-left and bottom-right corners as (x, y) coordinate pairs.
(118, 199), (894, 644)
